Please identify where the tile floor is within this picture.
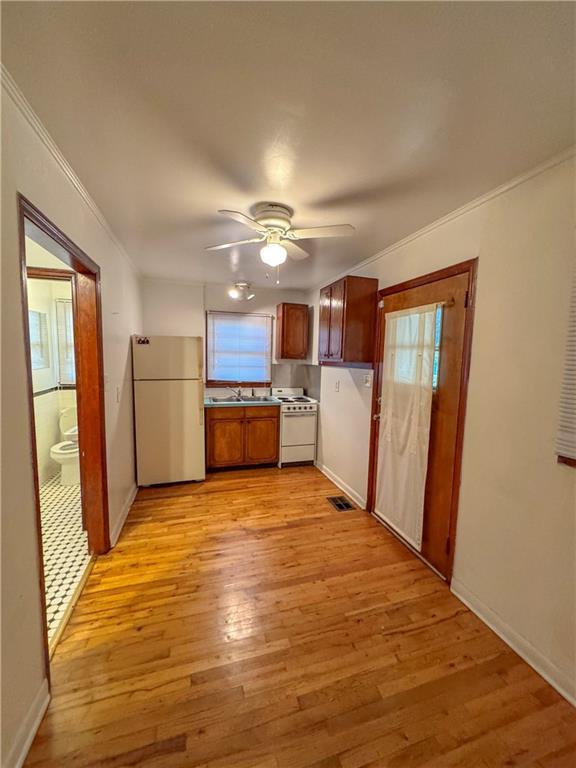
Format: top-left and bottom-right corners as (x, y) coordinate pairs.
(39, 475), (91, 642)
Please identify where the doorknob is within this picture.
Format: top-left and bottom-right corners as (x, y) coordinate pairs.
(372, 413), (381, 421)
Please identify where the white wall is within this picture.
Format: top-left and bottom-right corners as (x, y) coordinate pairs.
(311, 155), (576, 702)
(141, 278), (310, 364)
(1, 77), (142, 766)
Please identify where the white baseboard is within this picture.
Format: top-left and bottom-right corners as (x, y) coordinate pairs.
(3, 679), (50, 768)
(315, 463), (366, 509)
(451, 578), (576, 707)
(110, 484), (137, 546)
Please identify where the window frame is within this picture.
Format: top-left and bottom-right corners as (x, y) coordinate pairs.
(205, 310), (273, 387)
(55, 298), (76, 386)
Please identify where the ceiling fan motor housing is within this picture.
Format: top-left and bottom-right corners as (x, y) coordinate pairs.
(250, 202), (294, 233)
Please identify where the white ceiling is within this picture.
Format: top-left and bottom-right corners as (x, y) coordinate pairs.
(3, 2), (574, 289)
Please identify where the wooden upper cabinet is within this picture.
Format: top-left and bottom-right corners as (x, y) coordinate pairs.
(318, 287), (331, 361)
(328, 278), (345, 361)
(276, 303), (309, 360)
(318, 276), (378, 367)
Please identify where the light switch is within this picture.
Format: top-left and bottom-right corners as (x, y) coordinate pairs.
(364, 374), (372, 388)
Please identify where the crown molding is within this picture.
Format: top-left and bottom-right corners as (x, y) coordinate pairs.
(311, 145), (575, 293)
(1, 65), (141, 276)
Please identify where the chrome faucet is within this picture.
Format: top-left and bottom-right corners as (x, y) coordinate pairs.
(227, 385), (243, 399)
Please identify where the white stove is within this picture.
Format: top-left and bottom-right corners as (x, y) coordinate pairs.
(272, 388), (318, 466)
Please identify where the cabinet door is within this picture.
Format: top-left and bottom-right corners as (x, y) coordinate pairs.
(318, 286), (332, 361)
(244, 417), (279, 464)
(328, 279), (345, 361)
(207, 418), (244, 467)
(278, 303), (309, 359)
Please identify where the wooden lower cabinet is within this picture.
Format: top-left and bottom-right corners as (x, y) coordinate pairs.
(245, 417), (279, 464)
(208, 419), (245, 467)
(206, 406), (280, 469)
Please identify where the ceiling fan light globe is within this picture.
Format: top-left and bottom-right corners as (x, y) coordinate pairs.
(260, 243), (287, 267)
(228, 287), (240, 299)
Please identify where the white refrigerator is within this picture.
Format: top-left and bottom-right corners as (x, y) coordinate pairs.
(132, 335), (205, 486)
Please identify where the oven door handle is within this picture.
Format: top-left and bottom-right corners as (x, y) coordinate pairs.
(282, 412), (317, 417)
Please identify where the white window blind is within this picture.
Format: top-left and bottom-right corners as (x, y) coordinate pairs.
(557, 269), (576, 461)
(207, 311), (272, 383)
(56, 299), (76, 386)
(28, 310), (50, 370)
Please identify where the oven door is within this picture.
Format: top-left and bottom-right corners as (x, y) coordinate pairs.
(282, 411), (317, 446)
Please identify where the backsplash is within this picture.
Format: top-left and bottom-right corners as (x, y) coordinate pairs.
(206, 364), (321, 400)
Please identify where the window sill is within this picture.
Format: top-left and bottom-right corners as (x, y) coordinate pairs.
(206, 381), (272, 388)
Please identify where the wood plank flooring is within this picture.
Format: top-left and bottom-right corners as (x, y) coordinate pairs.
(26, 466), (575, 767)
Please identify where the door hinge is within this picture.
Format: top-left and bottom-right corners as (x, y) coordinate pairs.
(445, 537), (451, 555)
(464, 290), (469, 309)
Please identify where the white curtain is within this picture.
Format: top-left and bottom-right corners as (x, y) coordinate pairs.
(375, 304), (438, 551)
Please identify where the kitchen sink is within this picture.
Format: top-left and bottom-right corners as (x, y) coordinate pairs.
(208, 395), (279, 404)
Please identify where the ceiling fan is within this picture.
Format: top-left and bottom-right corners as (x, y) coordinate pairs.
(206, 202), (355, 267)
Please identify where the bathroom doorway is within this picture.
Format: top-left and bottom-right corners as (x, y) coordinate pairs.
(18, 196), (110, 664)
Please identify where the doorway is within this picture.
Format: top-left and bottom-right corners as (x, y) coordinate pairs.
(367, 259), (477, 581)
(18, 195), (110, 668)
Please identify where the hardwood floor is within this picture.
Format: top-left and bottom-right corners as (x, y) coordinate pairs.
(26, 466), (575, 767)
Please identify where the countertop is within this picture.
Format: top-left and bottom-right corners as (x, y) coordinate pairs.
(204, 397), (282, 408)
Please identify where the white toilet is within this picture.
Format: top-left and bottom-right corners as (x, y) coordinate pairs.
(50, 407), (80, 486)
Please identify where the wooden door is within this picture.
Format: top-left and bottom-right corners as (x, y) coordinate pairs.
(207, 418), (244, 467)
(368, 262), (477, 580)
(318, 286), (332, 361)
(278, 303), (309, 359)
(328, 279), (345, 361)
(245, 417), (279, 464)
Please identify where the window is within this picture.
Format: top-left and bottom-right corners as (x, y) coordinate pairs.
(56, 299), (75, 385)
(28, 310), (50, 370)
(557, 269), (576, 465)
(206, 311), (272, 384)
(432, 305), (443, 391)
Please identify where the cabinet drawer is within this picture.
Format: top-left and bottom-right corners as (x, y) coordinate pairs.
(206, 406), (245, 420)
(245, 406), (280, 419)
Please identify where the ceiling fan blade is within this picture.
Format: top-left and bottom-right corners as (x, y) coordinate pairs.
(218, 209), (269, 234)
(288, 224), (355, 240)
(205, 236), (265, 251)
(284, 240), (309, 261)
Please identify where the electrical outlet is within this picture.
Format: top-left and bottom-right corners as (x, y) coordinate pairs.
(335, 380), (340, 393)
(364, 374), (372, 388)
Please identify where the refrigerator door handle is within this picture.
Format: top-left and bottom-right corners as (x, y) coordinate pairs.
(199, 384), (204, 426)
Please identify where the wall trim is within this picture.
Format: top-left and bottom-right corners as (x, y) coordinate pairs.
(315, 462), (366, 509)
(3, 678), (50, 768)
(451, 578), (576, 707)
(110, 484), (138, 546)
(311, 146), (575, 292)
(1, 65), (139, 276)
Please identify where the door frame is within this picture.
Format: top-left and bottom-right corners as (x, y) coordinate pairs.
(366, 258), (478, 582)
(18, 195), (111, 677)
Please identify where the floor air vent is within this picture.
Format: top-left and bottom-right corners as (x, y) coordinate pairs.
(327, 495), (355, 511)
